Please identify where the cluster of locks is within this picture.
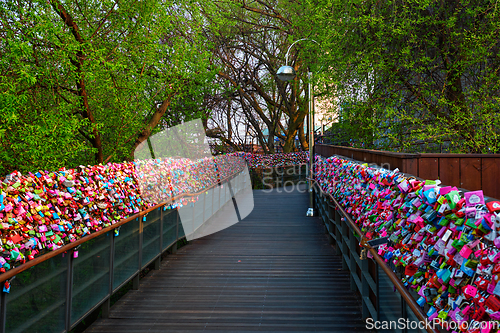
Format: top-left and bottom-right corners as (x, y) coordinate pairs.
(0, 154), (246, 274)
(136, 155), (245, 204)
(315, 155), (500, 331)
(230, 152), (308, 168)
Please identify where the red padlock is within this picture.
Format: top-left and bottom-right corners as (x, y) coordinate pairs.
(446, 256), (456, 267)
(486, 295), (500, 312)
(472, 304), (486, 321)
(475, 276), (490, 291)
(487, 201), (500, 213)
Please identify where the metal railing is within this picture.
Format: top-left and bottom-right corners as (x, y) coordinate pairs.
(313, 182), (439, 333)
(0, 168), (249, 333)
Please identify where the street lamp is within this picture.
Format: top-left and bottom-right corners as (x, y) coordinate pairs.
(276, 65), (296, 82)
(276, 38), (319, 217)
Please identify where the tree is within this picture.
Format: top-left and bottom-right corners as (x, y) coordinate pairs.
(201, 0), (322, 153)
(312, 0), (500, 153)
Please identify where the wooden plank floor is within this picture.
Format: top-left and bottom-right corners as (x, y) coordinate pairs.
(85, 186), (370, 332)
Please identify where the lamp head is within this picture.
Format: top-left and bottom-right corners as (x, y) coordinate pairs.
(277, 65), (296, 82)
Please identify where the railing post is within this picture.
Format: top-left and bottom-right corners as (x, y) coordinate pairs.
(281, 167), (284, 188)
(154, 208), (163, 270)
(102, 233), (115, 319)
(402, 297), (408, 333)
(172, 209), (178, 254)
(341, 216), (349, 271)
(349, 226), (357, 292)
(133, 217), (142, 290)
(65, 250), (74, 331)
(0, 283), (7, 333)
(192, 199), (195, 238)
(360, 256), (370, 319)
(160, 207), (164, 253)
(202, 191), (206, 223)
(376, 264), (381, 321)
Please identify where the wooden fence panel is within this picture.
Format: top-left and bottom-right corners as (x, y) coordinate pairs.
(418, 157), (439, 181)
(315, 144), (500, 199)
(481, 158), (500, 199)
(438, 158), (460, 188)
(459, 158), (482, 191)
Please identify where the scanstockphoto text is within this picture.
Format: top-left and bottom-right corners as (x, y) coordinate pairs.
(365, 317), (500, 331)
(261, 164), (308, 193)
(259, 161), (393, 193)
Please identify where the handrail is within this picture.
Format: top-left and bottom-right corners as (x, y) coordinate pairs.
(312, 180), (439, 333)
(247, 162), (308, 168)
(0, 167), (246, 283)
(315, 144), (421, 158)
(316, 143), (500, 158)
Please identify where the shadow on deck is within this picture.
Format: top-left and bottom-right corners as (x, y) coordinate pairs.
(85, 185), (370, 332)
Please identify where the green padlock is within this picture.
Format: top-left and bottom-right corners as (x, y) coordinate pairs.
(459, 233), (469, 243)
(438, 307), (449, 320)
(445, 191), (460, 209)
(438, 217), (450, 226)
(451, 239), (465, 250)
(465, 218), (477, 229)
(464, 259), (478, 269)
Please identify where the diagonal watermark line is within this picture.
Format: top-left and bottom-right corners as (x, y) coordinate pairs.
(227, 181), (242, 222)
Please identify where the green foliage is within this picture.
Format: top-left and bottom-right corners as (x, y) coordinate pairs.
(311, 0), (500, 153)
(0, 0), (217, 174)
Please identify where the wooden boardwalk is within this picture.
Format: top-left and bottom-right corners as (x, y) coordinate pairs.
(85, 186), (369, 332)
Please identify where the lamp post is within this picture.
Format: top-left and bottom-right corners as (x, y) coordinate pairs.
(276, 38), (319, 217)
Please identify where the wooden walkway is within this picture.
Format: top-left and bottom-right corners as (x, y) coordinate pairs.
(85, 186), (369, 332)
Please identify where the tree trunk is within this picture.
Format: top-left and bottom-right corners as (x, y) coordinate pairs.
(52, 0), (106, 163)
(131, 97), (174, 157)
(298, 122), (308, 151)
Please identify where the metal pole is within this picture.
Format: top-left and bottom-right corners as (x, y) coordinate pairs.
(308, 71), (314, 215)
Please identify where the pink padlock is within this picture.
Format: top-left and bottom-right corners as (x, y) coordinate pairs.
(459, 245), (473, 259)
(465, 190), (485, 207)
(436, 227), (447, 238)
(495, 237), (500, 249)
(464, 285), (477, 298)
(428, 311), (438, 321)
(465, 207), (476, 218)
(490, 311), (500, 320)
(440, 186), (452, 195)
(488, 282), (497, 294)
